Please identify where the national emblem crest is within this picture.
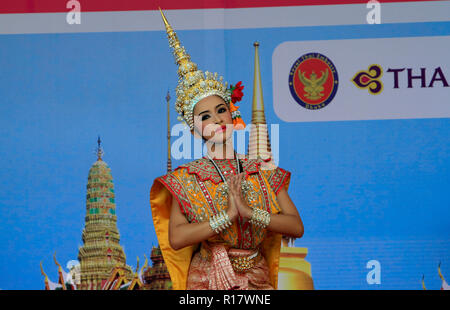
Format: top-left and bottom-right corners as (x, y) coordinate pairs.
(288, 52), (339, 110)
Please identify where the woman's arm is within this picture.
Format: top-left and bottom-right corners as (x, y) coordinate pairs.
(229, 173), (304, 238)
(266, 186), (304, 238)
(168, 193), (238, 250)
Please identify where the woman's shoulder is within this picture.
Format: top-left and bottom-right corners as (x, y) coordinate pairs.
(239, 154), (288, 174)
(177, 158), (210, 170)
(172, 158), (222, 184)
(155, 158), (207, 179)
(240, 155), (292, 192)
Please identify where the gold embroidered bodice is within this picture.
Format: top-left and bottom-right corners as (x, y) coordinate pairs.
(157, 155), (290, 249)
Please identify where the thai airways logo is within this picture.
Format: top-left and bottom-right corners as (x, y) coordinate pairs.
(288, 52), (339, 110)
(351, 64), (449, 95)
(352, 64), (383, 95)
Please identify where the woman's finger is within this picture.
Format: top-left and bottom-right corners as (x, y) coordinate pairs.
(238, 173), (243, 184)
(230, 176), (237, 188)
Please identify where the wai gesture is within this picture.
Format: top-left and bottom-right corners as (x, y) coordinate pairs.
(226, 172), (253, 221)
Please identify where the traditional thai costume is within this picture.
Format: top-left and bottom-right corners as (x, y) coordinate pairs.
(150, 9), (291, 290)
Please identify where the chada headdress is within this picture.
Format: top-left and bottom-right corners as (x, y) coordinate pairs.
(159, 8), (245, 130)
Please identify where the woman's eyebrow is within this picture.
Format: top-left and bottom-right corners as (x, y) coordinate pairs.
(198, 109), (210, 116)
(198, 103), (225, 115)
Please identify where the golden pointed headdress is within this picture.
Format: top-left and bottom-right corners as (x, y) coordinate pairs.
(159, 8), (231, 129)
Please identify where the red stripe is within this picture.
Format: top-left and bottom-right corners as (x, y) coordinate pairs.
(0, 0), (431, 14)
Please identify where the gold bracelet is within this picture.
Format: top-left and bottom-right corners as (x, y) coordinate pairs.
(249, 208), (270, 229)
(209, 214), (219, 233)
(209, 210), (232, 234)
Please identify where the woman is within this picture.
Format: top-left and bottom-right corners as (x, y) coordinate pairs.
(150, 9), (304, 290)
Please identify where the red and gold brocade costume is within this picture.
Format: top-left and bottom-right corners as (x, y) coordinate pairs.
(150, 154), (291, 290)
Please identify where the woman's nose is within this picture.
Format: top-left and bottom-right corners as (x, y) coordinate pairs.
(213, 113), (222, 124)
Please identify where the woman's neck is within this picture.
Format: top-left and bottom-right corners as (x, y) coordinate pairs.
(206, 140), (235, 160)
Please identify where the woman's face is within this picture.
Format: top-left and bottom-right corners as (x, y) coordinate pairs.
(192, 95), (233, 143)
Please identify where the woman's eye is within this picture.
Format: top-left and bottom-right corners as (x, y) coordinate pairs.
(218, 107), (226, 113)
(201, 115), (210, 121)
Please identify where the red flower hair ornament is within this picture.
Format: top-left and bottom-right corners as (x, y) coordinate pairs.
(229, 81), (246, 130)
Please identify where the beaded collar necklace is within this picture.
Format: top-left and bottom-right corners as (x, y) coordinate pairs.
(206, 151), (254, 201)
(206, 151), (241, 183)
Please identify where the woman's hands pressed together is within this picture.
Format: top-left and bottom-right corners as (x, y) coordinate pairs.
(226, 172), (253, 221)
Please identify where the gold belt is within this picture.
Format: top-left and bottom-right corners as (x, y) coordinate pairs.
(228, 250), (261, 273)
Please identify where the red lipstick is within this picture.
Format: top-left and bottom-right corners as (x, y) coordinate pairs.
(215, 125), (227, 133)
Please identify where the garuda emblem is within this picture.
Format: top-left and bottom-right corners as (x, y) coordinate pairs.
(298, 70), (329, 100)
(288, 52), (339, 110)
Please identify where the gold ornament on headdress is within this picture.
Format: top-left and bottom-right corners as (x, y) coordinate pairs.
(159, 8), (232, 130)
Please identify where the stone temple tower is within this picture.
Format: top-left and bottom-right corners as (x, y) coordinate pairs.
(77, 137), (132, 289)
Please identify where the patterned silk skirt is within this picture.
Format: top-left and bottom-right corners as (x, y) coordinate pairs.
(186, 242), (274, 290)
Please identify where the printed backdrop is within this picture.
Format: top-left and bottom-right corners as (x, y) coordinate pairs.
(0, 0), (449, 289)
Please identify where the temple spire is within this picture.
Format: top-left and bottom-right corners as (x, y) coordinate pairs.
(252, 42), (266, 117)
(166, 90), (172, 173)
(96, 136), (104, 161)
(248, 42), (273, 162)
